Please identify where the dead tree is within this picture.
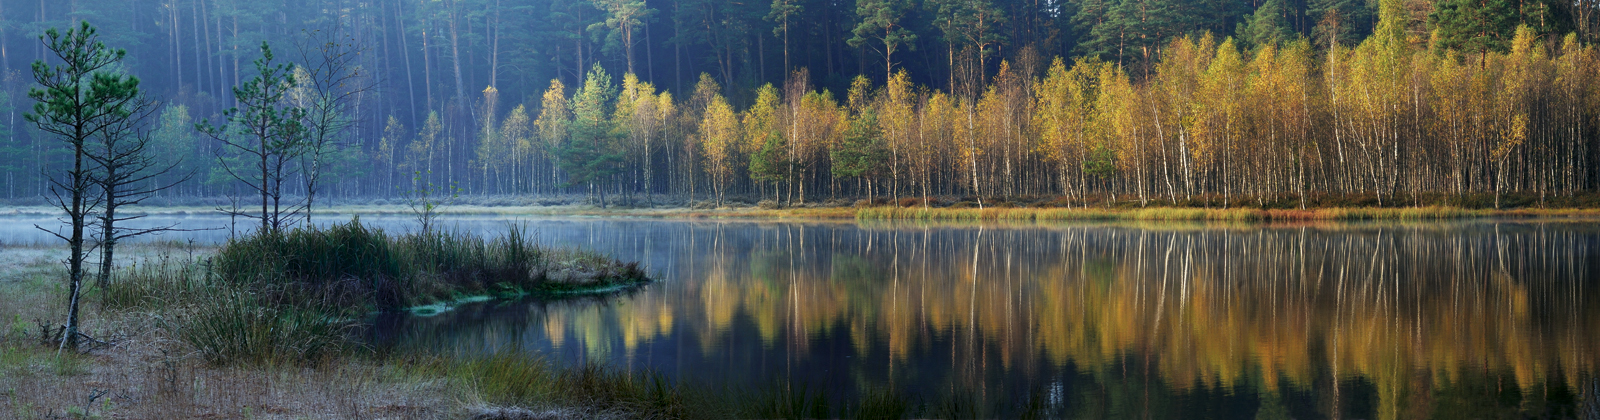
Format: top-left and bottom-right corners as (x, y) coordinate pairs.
(87, 98), (193, 289)
(290, 25), (376, 225)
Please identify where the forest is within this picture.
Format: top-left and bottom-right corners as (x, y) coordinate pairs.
(1, 0), (1598, 207)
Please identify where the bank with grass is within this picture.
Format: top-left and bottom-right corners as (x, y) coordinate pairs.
(100, 219), (648, 363)
(1, 220), (998, 418)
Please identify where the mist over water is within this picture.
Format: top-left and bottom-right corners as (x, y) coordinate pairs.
(5, 214), (1597, 417)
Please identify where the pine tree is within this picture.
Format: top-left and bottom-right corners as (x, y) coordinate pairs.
(560, 65), (626, 207)
(1428, 0), (1521, 54)
(832, 108), (888, 201)
(25, 21), (144, 351)
(849, 0), (917, 81)
(197, 42), (309, 234)
(1237, 0), (1300, 50)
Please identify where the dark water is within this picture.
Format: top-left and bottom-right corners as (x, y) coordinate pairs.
(6, 213), (1599, 418)
(358, 217), (1598, 419)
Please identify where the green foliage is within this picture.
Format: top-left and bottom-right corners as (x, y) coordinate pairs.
(24, 20), (144, 353)
(108, 221), (647, 366)
(559, 65), (627, 206)
(849, 0), (918, 75)
(1237, 0), (1299, 49)
(1074, 0), (1246, 65)
(831, 108), (887, 180)
(197, 42), (309, 234)
(749, 130), (789, 183)
(588, 0), (656, 72)
(1426, 0), (1556, 54)
(1083, 142), (1117, 177)
(25, 22), (143, 142)
(1308, 0), (1375, 46)
(150, 105), (203, 191)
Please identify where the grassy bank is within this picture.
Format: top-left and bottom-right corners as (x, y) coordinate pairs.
(3, 224), (692, 418)
(3, 241), (1022, 418)
(97, 219), (648, 364)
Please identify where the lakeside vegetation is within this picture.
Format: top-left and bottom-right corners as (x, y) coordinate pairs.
(0, 239), (1036, 418)
(98, 219), (647, 363)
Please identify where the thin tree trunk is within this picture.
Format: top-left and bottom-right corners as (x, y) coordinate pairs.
(491, 0), (500, 89)
(191, 0), (204, 94)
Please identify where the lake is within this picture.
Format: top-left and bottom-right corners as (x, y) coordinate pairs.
(4, 212), (1598, 418)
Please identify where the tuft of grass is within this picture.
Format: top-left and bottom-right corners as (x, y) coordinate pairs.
(445, 353), (700, 419)
(849, 388), (912, 420)
(48, 352), (88, 376)
(101, 256), (212, 311)
(740, 383), (833, 419)
(163, 287), (351, 366)
(450, 353), (558, 404)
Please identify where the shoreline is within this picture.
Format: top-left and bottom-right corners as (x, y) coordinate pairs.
(4, 203), (1596, 222)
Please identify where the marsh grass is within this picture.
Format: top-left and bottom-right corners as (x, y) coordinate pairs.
(104, 258), (352, 365)
(439, 352), (708, 419)
(211, 219), (648, 312)
(103, 219), (647, 366)
(164, 287), (351, 365)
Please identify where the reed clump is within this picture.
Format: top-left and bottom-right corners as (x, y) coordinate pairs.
(443, 353), (701, 419)
(210, 218), (648, 311)
(104, 220), (648, 366)
(105, 257), (353, 365)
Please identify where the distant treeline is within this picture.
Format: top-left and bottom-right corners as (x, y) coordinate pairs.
(0, 0), (1597, 206)
(501, 21), (1600, 208)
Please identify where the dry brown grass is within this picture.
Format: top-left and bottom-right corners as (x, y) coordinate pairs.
(1, 336), (460, 419)
(0, 244), (460, 419)
(0, 242), (693, 419)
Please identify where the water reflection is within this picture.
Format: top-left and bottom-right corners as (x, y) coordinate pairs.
(7, 213), (1592, 417)
(357, 219), (1600, 418)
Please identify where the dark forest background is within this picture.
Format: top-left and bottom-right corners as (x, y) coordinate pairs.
(0, 0), (1597, 205)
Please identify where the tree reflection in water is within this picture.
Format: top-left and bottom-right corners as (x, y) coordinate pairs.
(371, 219), (1600, 418)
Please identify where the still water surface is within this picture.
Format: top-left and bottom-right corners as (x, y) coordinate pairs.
(4, 213), (1598, 418)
